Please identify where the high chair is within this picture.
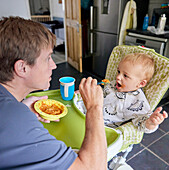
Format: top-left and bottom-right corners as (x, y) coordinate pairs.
(73, 45), (169, 169)
(27, 45), (169, 170)
(105, 45), (169, 169)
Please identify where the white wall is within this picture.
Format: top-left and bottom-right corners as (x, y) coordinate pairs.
(50, 0), (64, 19)
(0, 0), (30, 19)
(0, 0), (64, 20)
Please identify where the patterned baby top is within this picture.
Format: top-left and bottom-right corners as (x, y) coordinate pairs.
(103, 81), (158, 133)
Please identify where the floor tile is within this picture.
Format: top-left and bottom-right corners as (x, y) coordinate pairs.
(141, 129), (165, 147)
(159, 98), (169, 107)
(159, 116), (169, 133)
(52, 51), (65, 64)
(126, 144), (145, 160)
(127, 149), (169, 170)
(148, 133), (169, 164)
(159, 104), (169, 132)
(115, 143), (145, 160)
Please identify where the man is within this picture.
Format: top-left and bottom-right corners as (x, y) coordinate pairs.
(0, 16), (107, 169)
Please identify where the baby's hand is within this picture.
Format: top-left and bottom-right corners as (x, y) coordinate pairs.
(149, 107), (168, 126)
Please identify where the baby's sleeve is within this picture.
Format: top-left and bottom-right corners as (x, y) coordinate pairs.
(132, 112), (159, 133)
(131, 89), (159, 133)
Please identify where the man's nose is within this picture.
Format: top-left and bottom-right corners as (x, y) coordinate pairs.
(51, 58), (57, 70)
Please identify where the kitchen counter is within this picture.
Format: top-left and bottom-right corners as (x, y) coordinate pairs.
(127, 29), (169, 39)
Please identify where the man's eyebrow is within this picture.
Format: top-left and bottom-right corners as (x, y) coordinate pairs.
(48, 52), (53, 56)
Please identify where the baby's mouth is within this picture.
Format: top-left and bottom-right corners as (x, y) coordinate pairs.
(116, 82), (121, 89)
(116, 82), (125, 89)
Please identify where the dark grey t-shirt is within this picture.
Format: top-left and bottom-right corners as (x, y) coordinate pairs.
(0, 84), (77, 169)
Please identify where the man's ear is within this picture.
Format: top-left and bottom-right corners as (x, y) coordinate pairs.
(14, 60), (28, 77)
(138, 79), (147, 88)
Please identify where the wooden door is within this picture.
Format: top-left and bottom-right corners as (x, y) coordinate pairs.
(64, 0), (82, 72)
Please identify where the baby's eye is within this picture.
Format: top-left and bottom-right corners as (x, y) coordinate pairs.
(124, 74), (128, 78)
(117, 70), (120, 74)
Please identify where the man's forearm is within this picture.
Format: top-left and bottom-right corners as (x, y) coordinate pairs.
(78, 106), (107, 170)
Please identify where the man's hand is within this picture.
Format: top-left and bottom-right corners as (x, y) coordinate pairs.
(22, 96), (59, 123)
(79, 77), (103, 111)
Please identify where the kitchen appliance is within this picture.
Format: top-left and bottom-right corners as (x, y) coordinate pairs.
(88, 0), (128, 78)
(125, 32), (168, 56)
(83, 0), (149, 78)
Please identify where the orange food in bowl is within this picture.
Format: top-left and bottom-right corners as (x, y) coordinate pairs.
(34, 99), (68, 121)
(40, 102), (63, 115)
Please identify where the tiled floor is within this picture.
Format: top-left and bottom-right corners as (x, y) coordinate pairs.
(52, 51), (66, 64)
(51, 44), (66, 64)
(50, 62), (169, 170)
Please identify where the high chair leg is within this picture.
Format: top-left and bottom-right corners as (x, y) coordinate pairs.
(122, 144), (133, 159)
(108, 145), (134, 170)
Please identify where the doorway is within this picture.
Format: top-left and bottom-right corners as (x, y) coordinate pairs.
(28, 0), (66, 64)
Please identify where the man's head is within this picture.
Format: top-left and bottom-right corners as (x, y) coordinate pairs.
(116, 53), (155, 92)
(0, 16), (56, 84)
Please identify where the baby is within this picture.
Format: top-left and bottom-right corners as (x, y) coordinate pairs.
(103, 53), (168, 133)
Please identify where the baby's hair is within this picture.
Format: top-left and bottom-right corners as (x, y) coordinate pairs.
(120, 53), (155, 82)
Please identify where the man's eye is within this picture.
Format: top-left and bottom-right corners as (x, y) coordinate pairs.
(48, 56), (51, 61)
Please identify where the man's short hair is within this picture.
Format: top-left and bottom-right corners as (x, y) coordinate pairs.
(0, 16), (56, 83)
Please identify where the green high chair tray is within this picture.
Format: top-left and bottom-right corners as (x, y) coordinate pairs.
(27, 89), (121, 160)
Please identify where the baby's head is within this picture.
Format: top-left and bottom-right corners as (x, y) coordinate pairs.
(116, 53), (155, 92)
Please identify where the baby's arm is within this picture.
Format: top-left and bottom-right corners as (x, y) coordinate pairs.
(145, 107), (168, 130)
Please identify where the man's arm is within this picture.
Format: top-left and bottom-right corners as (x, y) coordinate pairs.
(69, 77), (107, 170)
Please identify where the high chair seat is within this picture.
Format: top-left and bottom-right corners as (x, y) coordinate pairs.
(105, 45), (169, 169)
(73, 45), (169, 161)
(105, 45), (169, 150)
(116, 122), (143, 151)
(106, 45), (169, 111)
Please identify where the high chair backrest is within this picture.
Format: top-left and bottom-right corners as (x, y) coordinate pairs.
(105, 45), (169, 111)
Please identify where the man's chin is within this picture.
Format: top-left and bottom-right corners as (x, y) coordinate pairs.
(40, 84), (50, 91)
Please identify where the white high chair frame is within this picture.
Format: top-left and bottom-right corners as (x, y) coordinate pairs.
(105, 45), (169, 169)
